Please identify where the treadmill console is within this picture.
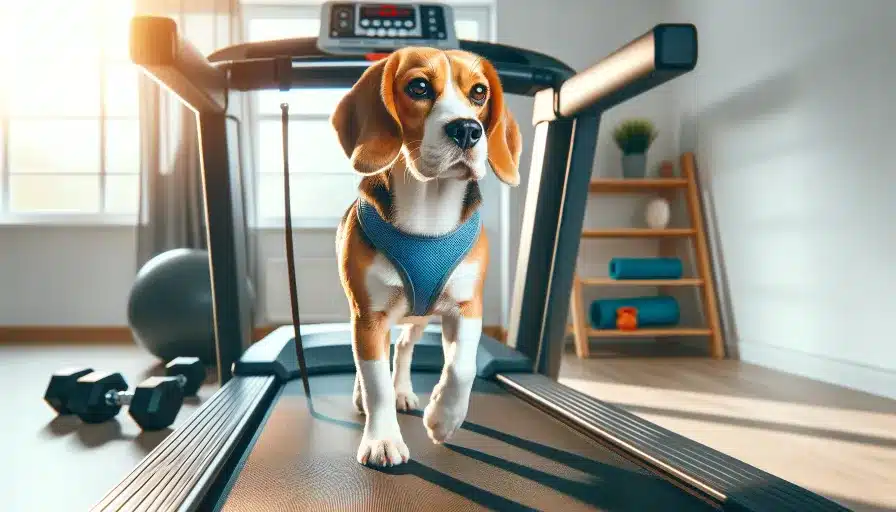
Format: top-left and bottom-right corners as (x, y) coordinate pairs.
(318, 2), (459, 54)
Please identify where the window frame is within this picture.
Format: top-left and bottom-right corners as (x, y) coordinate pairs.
(243, 1), (497, 230)
(0, 1), (142, 227)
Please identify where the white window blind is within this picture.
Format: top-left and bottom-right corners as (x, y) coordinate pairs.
(245, 4), (494, 226)
(0, 0), (140, 223)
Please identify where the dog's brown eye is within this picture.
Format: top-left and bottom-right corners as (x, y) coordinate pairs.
(405, 78), (433, 100)
(469, 83), (488, 105)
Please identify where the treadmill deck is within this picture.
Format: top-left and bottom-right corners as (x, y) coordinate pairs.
(215, 372), (714, 511)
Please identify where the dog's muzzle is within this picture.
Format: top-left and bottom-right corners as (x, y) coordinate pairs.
(444, 118), (483, 149)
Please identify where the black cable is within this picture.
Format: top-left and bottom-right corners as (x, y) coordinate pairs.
(280, 102), (311, 398)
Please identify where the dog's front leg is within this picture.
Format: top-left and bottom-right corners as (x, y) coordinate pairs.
(393, 319), (427, 411)
(423, 313), (481, 444)
(353, 315), (409, 466)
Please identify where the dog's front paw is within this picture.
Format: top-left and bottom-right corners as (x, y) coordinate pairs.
(395, 386), (419, 412)
(357, 436), (410, 466)
(423, 391), (468, 444)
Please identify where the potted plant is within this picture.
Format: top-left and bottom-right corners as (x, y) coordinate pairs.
(612, 118), (658, 178)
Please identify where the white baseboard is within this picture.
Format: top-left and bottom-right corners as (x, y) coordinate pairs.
(737, 340), (896, 401)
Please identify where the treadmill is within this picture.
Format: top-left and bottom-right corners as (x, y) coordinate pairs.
(97, 3), (849, 510)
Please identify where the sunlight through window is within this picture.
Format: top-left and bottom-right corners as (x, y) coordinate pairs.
(0, 2), (493, 223)
(0, 0), (138, 218)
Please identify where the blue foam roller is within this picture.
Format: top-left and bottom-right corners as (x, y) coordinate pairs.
(590, 296), (680, 329)
(609, 258), (683, 280)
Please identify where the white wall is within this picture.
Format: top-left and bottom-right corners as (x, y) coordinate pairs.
(0, 227), (137, 325)
(497, 0), (679, 320)
(0, 0), (678, 332)
(667, 0), (896, 399)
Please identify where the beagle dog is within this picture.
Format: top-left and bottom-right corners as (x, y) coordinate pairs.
(331, 47), (521, 467)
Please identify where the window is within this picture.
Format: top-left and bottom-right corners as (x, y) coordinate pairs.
(0, 0), (140, 222)
(0, 1), (494, 225)
(244, 3), (494, 227)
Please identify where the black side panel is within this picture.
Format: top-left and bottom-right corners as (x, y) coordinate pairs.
(476, 334), (533, 377)
(90, 376), (277, 512)
(534, 113), (600, 378)
(234, 324), (533, 379)
(497, 373), (851, 512)
(196, 113), (254, 386)
(505, 118), (574, 373)
(233, 329), (300, 381)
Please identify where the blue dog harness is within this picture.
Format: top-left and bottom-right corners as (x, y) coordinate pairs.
(357, 199), (482, 316)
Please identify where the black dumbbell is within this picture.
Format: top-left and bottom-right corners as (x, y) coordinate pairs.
(44, 367), (94, 415)
(165, 357), (206, 396)
(68, 357), (205, 430)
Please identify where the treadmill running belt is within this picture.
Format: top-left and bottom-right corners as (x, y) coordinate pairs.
(214, 373), (714, 511)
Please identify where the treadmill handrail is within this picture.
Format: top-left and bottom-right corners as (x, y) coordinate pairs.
(533, 24), (698, 122)
(129, 15), (696, 120)
(129, 16), (227, 115)
(217, 57), (561, 97)
(129, 16), (574, 101)
(206, 36), (576, 77)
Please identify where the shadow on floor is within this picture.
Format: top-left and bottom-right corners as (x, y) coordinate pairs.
(309, 402), (713, 511)
(41, 415), (172, 454)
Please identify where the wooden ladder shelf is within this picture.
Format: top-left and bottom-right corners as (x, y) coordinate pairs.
(569, 152), (724, 358)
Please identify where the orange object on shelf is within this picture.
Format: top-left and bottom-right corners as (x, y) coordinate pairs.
(659, 160), (676, 178)
(616, 306), (639, 331)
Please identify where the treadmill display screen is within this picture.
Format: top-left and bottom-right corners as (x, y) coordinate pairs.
(360, 4), (414, 19)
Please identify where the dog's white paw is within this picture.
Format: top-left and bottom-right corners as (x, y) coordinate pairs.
(356, 436), (410, 466)
(395, 387), (419, 411)
(423, 391), (468, 444)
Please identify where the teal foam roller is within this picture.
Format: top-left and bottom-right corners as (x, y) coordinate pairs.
(590, 296), (680, 329)
(609, 257), (683, 280)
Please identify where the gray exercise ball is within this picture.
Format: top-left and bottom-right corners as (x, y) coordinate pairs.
(127, 248), (255, 364)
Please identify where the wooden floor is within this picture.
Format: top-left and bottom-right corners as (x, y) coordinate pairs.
(5, 341), (895, 511)
(3, 344), (221, 512)
(558, 342), (896, 512)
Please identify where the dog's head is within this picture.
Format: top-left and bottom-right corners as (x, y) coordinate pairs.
(331, 47), (522, 186)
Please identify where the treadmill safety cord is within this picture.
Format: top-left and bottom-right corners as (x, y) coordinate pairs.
(280, 102), (312, 398)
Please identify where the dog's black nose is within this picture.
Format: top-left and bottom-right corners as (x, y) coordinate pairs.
(444, 118), (483, 149)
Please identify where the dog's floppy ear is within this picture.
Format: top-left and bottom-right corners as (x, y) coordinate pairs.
(331, 53), (403, 175)
(481, 58), (522, 187)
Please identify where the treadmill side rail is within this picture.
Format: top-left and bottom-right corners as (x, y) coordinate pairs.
(90, 375), (278, 512)
(532, 24), (698, 124)
(496, 373), (851, 512)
